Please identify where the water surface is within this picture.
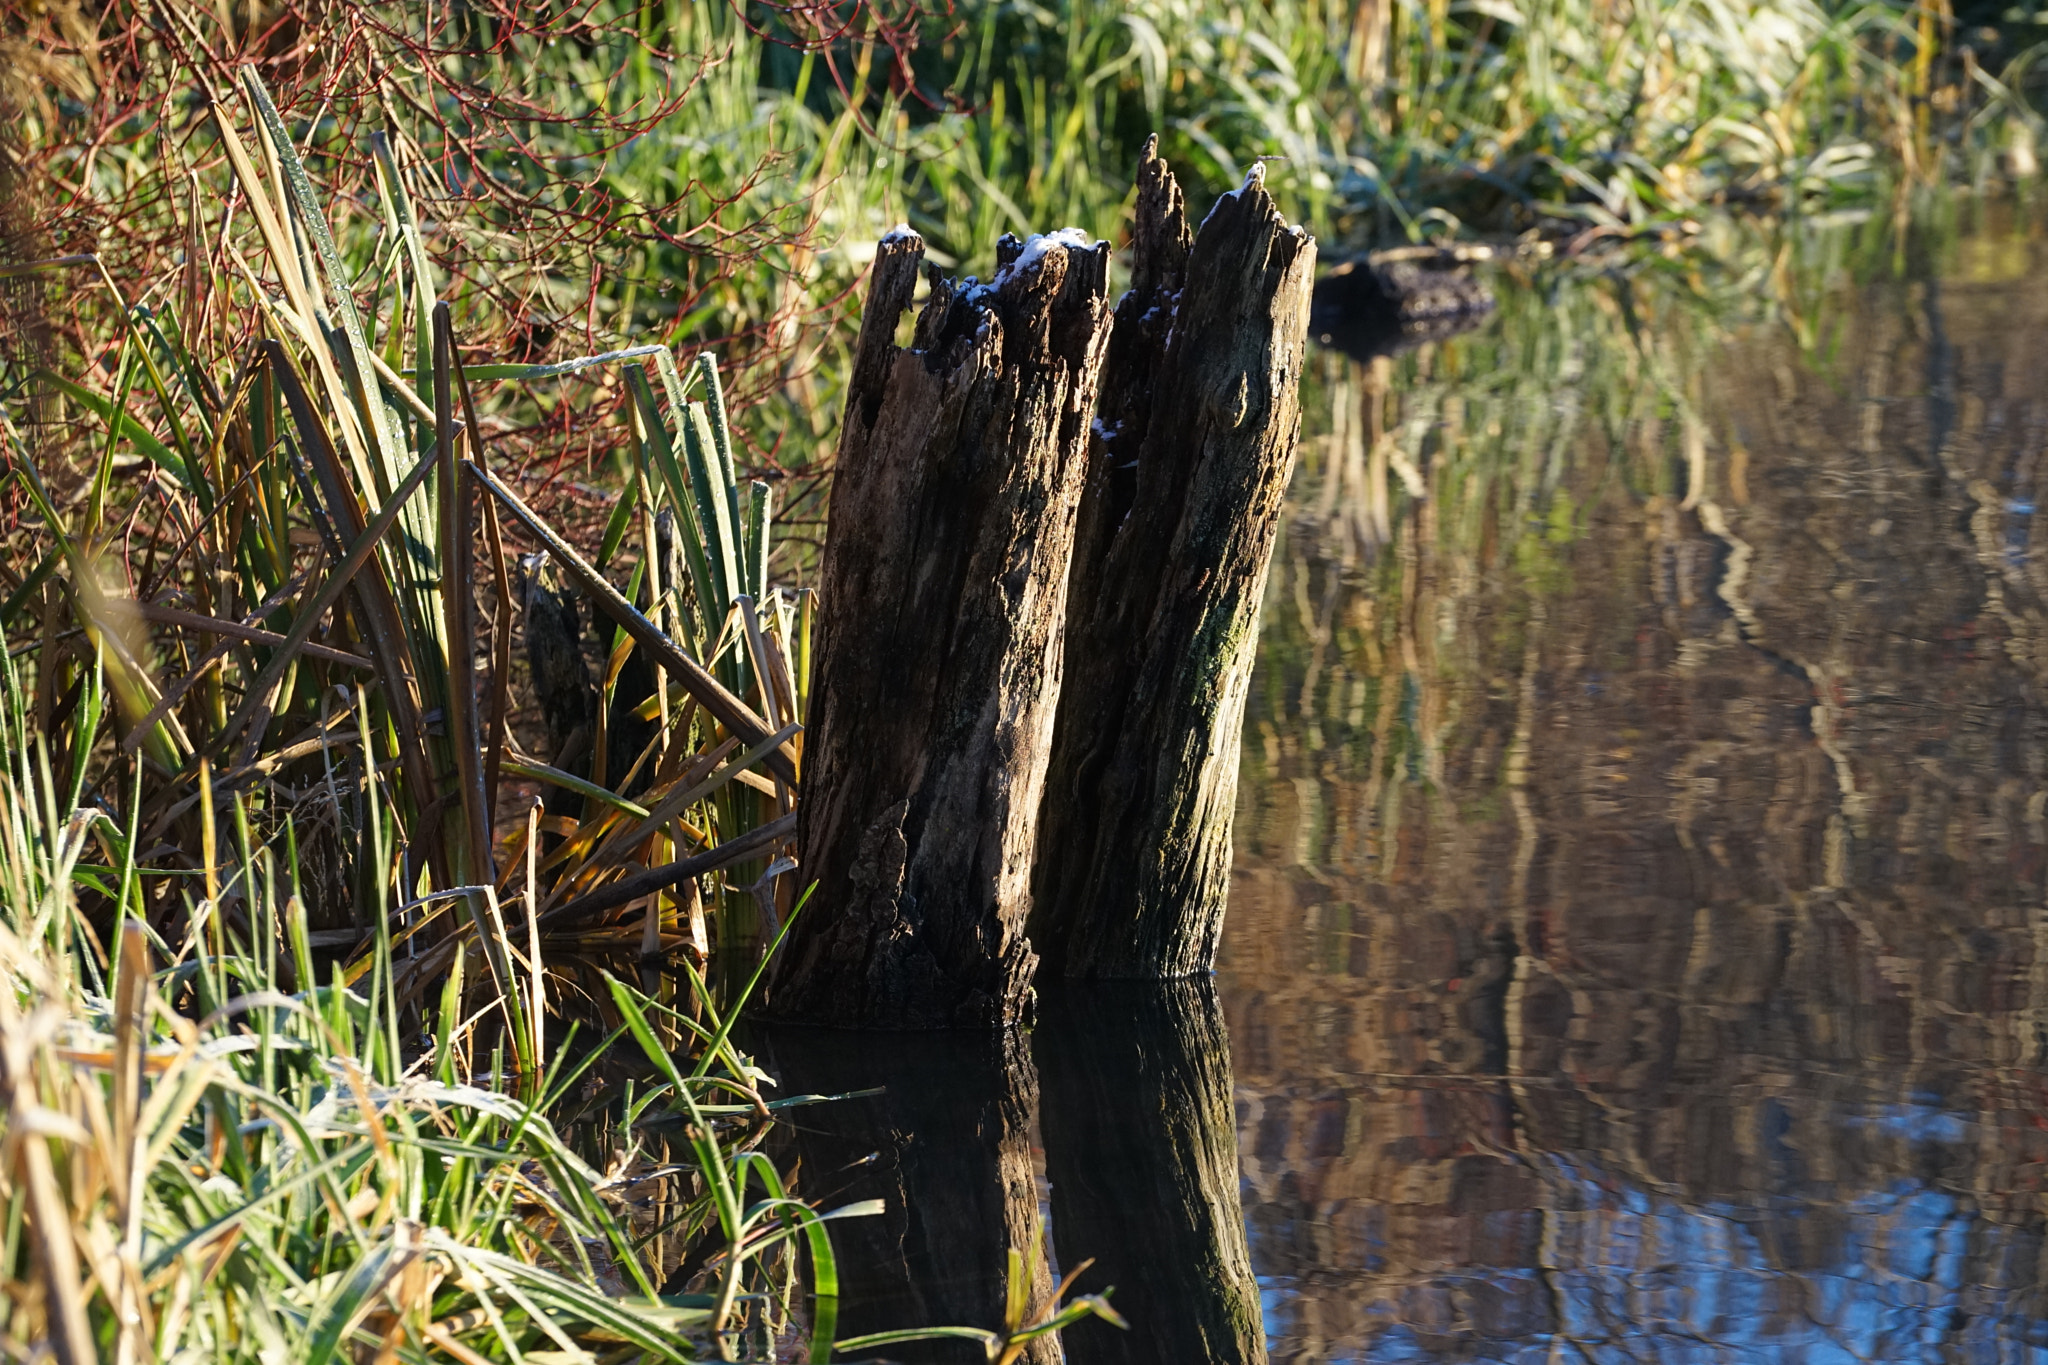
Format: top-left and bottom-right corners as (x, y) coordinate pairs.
(770, 205), (2048, 1364)
(1217, 205), (2048, 1362)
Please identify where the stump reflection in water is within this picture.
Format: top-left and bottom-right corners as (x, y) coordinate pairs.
(758, 1028), (1056, 1363)
(1035, 980), (1266, 1365)
(758, 989), (1268, 1363)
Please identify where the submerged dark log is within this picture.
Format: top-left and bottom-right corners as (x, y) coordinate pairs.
(1036, 979), (1265, 1365)
(1031, 147), (1316, 979)
(762, 227), (1114, 1028)
(756, 1028), (1056, 1364)
(1309, 245), (1495, 361)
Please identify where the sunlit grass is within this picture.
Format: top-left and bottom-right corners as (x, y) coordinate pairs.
(0, 597), (853, 1359)
(745, 0), (2045, 271)
(0, 2), (2041, 1359)
(0, 64), (854, 1361)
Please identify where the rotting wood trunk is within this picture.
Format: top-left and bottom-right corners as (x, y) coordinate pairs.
(1030, 145), (1316, 979)
(761, 226), (1114, 1028)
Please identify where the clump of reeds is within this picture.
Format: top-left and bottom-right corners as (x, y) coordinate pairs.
(0, 596), (864, 1359)
(0, 36), (1139, 1356)
(0, 60), (867, 1359)
(827, 0), (2045, 264)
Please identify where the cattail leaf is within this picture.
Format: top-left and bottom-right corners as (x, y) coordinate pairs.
(745, 479), (772, 602)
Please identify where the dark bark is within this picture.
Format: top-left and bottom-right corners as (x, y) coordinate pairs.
(1309, 246), (1496, 361)
(756, 1027), (1058, 1364)
(1031, 148), (1317, 978)
(517, 548), (659, 819)
(763, 228), (1114, 1028)
(520, 551), (597, 816)
(1035, 980), (1266, 1365)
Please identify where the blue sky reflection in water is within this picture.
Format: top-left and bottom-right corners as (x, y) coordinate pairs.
(1216, 204), (2048, 1363)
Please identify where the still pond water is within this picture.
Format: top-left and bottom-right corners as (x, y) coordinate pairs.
(773, 203), (2048, 1364)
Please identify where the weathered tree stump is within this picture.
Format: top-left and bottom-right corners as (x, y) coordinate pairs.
(1030, 146), (1316, 978)
(761, 227), (1114, 1028)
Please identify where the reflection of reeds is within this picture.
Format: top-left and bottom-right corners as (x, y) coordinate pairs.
(1229, 208), (2048, 1361)
(1233, 1064), (2048, 1360)
(1263, 212), (1918, 814)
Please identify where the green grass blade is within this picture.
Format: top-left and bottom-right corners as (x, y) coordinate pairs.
(745, 480), (771, 602)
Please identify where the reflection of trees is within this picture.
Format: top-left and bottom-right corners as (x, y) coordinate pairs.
(1222, 217), (2048, 1361)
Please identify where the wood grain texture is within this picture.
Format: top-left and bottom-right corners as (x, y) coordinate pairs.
(764, 227), (1114, 1028)
(1031, 148), (1316, 979)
